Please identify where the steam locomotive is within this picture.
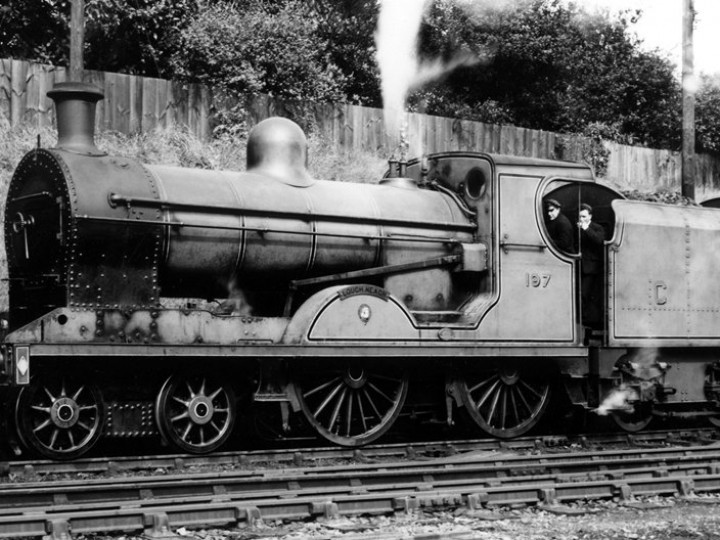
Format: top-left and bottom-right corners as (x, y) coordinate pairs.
(4, 82), (720, 460)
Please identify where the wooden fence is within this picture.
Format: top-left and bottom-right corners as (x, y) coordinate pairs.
(3, 58), (720, 199)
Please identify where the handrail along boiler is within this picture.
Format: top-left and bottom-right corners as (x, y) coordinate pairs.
(3, 82), (720, 459)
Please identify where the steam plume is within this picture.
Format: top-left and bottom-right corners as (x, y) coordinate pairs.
(375, 0), (430, 140)
(593, 385), (638, 416)
(374, 0), (498, 149)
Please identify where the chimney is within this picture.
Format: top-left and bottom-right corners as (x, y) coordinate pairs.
(47, 82), (104, 155)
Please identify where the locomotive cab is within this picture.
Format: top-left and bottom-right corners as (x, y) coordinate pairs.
(541, 180), (626, 333)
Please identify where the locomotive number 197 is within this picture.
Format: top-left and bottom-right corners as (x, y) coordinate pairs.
(525, 272), (551, 288)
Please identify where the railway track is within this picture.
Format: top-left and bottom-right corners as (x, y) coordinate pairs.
(5, 427), (716, 479)
(3, 428), (720, 539)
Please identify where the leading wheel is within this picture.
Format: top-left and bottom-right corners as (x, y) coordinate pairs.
(155, 375), (236, 454)
(456, 367), (551, 438)
(293, 361), (408, 447)
(15, 375), (105, 460)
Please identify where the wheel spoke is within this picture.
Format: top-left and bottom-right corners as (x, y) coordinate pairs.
(327, 388), (347, 433)
(312, 381), (344, 417)
(356, 392), (367, 432)
(303, 377), (341, 399)
(32, 419), (52, 433)
(345, 390), (354, 437)
(515, 383), (532, 416)
(499, 388), (508, 429)
(49, 429), (59, 449)
(485, 384), (502, 425)
(31, 405), (51, 414)
(171, 411), (190, 423)
(361, 387), (382, 420)
(67, 430), (76, 448)
(519, 380), (543, 400)
(509, 387), (520, 426)
(71, 386), (85, 402)
(367, 381), (394, 403)
(469, 374), (498, 395)
(475, 379), (500, 410)
(181, 421), (193, 442)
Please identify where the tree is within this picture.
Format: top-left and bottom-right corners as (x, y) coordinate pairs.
(412, 0), (682, 150)
(696, 75), (720, 154)
(0, 0), (70, 64)
(0, 0), (199, 78)
(309, 0), (381, 105)
(83, 0), (200, 78)
(171, 0), (347, 102)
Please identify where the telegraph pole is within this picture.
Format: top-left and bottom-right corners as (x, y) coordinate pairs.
(682, 0), (695, 200)
(69, 0), (85, 80)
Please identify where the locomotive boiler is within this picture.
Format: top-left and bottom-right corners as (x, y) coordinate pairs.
(5, 81), (720, 460)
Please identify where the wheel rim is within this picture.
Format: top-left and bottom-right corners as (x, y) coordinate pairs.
(15, 376), (105, 460)
(155, 375), (236, 454)
(457, 368), (551, 438)
(294, 362), (408, 447)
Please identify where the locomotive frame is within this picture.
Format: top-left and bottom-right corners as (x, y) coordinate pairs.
(3, 82), (720, 460)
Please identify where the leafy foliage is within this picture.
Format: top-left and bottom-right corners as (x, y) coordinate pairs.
(696, 75), (720, 154)
(413, 0), (682, 149)
(309, 0), (381, 105)
(2, 0), (718, 154)
(0, 0), (70, 64)
(172, 0), (347, 102)
(83, 0), (200, 77)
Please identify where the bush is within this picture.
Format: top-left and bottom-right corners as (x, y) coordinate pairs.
(173, 0), (347, 102)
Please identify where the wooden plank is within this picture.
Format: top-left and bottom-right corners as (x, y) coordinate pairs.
(171, 80), (189, 131)
(25, 62), (48, 128)
(0, 58), (12, 121)
(106, 72), (128, 133)
(10, 59), (28, 126)
(85, 69), (106, 133)
(155, 78), (169, 128)
(141, 76), (156, 133)
(128, 75), (141, 133)
(351, 105), (362, 151)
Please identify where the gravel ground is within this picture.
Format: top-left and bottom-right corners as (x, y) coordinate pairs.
(82, 497), (720, 540)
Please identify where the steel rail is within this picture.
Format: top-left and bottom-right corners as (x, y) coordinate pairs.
(1, 468), (719, 539)
(3, 443), (720, 513)
(4, 428), (714, 479)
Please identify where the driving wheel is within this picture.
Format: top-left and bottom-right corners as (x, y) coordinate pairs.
(456, 367), (551, 438)
(293, 361), (408, 447)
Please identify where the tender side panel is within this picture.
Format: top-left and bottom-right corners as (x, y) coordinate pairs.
(608, 200), (720, 345)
